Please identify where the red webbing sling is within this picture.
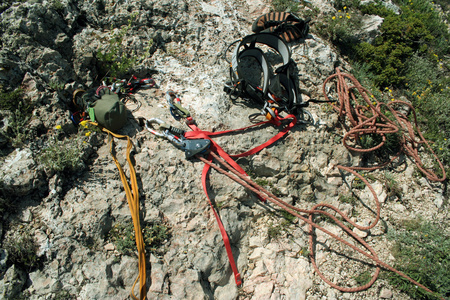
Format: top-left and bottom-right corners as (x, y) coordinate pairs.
(183, 114), (297, 286)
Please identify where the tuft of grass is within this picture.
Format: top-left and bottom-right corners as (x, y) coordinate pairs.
(36, 134), (88, 173)
(354, 270), (373, 286)
(386, 219), (449, 299)
(272, 0), (299, 12)
(3, 227), (41, 270)
(338, 193), (357, 205)
(381, 172), (402, 199)
(108, 221), (170, 256)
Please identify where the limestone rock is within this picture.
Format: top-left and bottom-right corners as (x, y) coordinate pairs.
(0, 265), (26, 299)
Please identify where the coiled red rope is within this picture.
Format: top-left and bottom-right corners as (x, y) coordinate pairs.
(323, 68), (446, 181)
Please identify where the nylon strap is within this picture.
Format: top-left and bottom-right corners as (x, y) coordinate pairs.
(183, 114), (297, 286)
(89, 122), (147, 300)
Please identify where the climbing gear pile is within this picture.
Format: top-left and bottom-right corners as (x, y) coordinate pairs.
(70, 76), (155, 128)
(104, 75), (156, 95)
(147, 78), (445, 293)
(66, 11), (445, 299)
(145, 93), (300, 285)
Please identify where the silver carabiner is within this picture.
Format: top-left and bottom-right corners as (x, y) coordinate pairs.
(144, 118), (185, 148)
(144, 118), (168, 137)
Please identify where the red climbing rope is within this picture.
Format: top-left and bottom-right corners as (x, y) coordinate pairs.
(197, 151), (441, 296)
(323, 67), (446, 181)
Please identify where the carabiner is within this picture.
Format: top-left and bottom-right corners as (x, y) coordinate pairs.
(144, 118), (169, 137)
(144, 118), (186, 148)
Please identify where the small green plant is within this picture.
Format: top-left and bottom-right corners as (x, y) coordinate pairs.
(267, 209), (296, 240)
(0, 88), (33, 147)
(49, 80), (65, 91)
(143, 223), (170, 254)
(51, 0), (64, 12)
(97, 12), (152, 78)
(109, 222), (136, 255)
(267, 221), (285, 240)
(298, 246), (310, 258)
(280, 209), (296, 223)
(352, 176), (366, 190)
(37, 134), (88, 173)
(0, 88), (23, 111)
(272, 0), (299, 12)
(3, 228), (41, 270)
(255, 178), (269, 186)
(354, 270), (373, 286)
(381, 172), (402, 199)
(338, 193), (357, 205)
(432, 136), (450, 180)
(109, 221), (170, 255)
(315, 7), (362, 55)
(386, 219), (449, 299)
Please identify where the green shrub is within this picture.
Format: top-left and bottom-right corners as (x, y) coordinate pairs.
(359, 0), (396, 17)
(0, 88), (34, 148)
(0, 88), (23, 111)
(386, 219), (449, 299)
(354, 0), (449, 87)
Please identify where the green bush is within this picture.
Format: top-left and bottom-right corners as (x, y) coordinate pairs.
(0, 88), (34, 148)
(386, 219), (449, 299)
(354, 0), (449, 87)
(315, 8), (362, 54)
(358, 0), (395, 17)
(96, 12), (152, 78)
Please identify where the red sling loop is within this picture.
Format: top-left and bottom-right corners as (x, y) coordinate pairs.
(183, 114), (297, 286)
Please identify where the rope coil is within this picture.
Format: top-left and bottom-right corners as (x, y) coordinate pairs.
(323, 68), (446, 182)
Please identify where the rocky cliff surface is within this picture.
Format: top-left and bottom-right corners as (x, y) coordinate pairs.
(0, 0), (447, 299)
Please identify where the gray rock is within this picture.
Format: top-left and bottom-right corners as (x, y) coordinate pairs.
(357, 15), (384, 44)
(0, 265), (27, 299)
(380, 287), (393, 298)
(0, 148), (43, 196)
(0, 249), (7, 275)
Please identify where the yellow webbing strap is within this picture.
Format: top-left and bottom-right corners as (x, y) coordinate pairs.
(90, 122), (147, 300)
